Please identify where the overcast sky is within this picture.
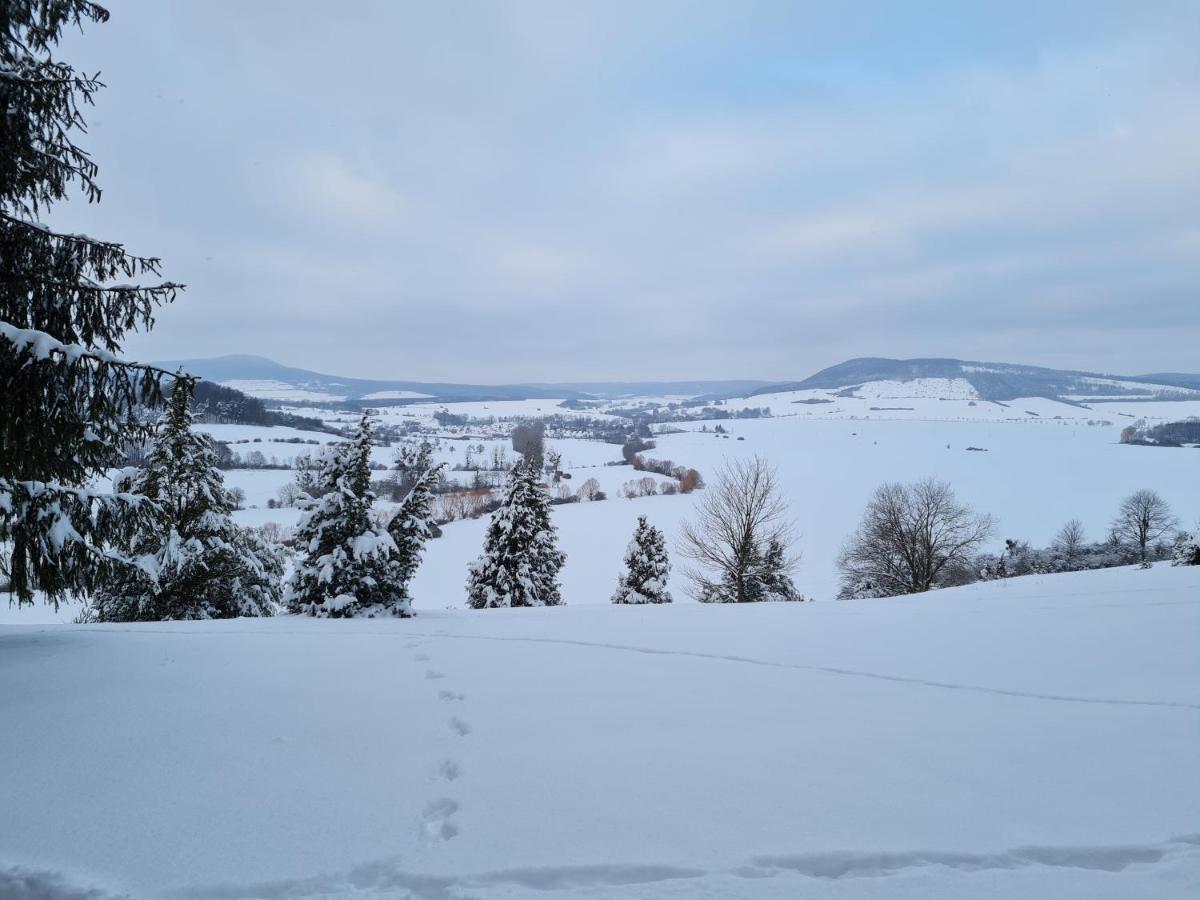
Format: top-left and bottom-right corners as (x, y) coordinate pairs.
(53, 1), (1200, 382)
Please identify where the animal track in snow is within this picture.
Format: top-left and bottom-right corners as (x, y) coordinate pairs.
(424, 670), (445, 680)
(449, 717), (471, 737)
(437, 689), (465, 702)
(413, 652), (430, 662)
(419, 797), (459, 842)
(437, 759), (461, 781)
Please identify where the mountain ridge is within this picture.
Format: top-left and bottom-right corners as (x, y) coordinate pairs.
(152, 354), (775, 404)
(748, 357), (1200, 402)
(156, 354), (1200, 406)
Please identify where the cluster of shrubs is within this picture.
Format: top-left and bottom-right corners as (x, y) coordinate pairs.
(838, 481), (1198, 600)
(1120, 418), (1200, 447)
(970, 527), (1188, 582)
(605, 401), (771, 424)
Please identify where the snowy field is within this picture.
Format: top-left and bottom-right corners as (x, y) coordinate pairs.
(4, 392), (1198, 898)
(90, 396), (1200, 613)
(724, 379), (1200, 422)
(1, 564), (1197, 899)
(9, 396), (1195, 627)
(389, 416), (1198, 606)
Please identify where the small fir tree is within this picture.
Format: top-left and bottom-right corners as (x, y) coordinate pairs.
(1173, 530), (1199, 567)
(612, 515), (672, 604)
(466, 460), (565, 609)
(752, 539), (803, 601)
(286, 414), (409, 617)
(89, 379), (280, 621)
(388, 444), (446, 603)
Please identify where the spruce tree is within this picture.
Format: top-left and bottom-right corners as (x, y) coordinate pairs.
(1173, 530), (1199, 567)
(466, 460), (565, 609)
(387, 445), (445, 604)
(1, 2), (182, 604)
(699, 539), (802, 603)
(752, 539), (803, 601)
(89, 379), (280, 620)
(612, 515), (671, 604)
(286, 414), (409, 617)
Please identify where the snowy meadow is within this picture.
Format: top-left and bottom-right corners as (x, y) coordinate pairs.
(4, 387), (1199, 899)
(4, 3), (1200, 898)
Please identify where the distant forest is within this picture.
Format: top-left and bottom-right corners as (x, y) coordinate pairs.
(171, 380), (337, 433)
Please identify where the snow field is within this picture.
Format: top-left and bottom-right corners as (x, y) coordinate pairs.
(407, 416), (1200, 607)
(1, 564), (1197, 898)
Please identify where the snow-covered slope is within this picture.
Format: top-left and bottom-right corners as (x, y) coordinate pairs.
(1, 564), (1197, 899)
(755, 357), (1200, 403)
(221, 379), (348, 403)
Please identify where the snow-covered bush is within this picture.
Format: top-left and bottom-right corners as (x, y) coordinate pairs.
(1173, 530), (1200, 566)
(90, 381), (280, 621)
(612, 515), (671, 604)
(466, 460), (565, 609)
(286, 414), (409, 618)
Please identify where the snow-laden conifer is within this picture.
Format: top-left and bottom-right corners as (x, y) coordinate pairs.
(1173, 530), (1200, 567)
(612, 515), (671, 604)
(751, 538), (804, 601)
(286, 414), (409, 617)
(1, 2), (183, 604)
(466, 460), (565, 609)
(90, 380), (280, 620)
(388, 444), (446, 603)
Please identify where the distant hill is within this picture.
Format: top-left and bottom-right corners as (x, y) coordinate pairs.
(156, 353), (1200, 408)
(749, 358), (1200, 403)
(153, 355), (775, 405)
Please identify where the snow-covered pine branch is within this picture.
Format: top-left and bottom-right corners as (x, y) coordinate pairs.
(1, 1), (185, 604)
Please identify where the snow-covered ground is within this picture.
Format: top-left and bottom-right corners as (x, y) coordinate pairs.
(414, 416), (1200, 605)
(361, 390), (436, 400)
(723, 380), (1200, 422)
(2, 564), (1197, 899)
(180, 399), (1200, 605)
(221, 379), (349, 403)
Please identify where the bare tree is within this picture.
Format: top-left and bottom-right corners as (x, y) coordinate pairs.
(545, 448), (563, 482)
(678, 457), (796, 602)
(837, 478), (994, 598)
(1052, 518), (1087, 570)
(577, 477), (602, 501)
(511, 423), (545, 472)
(1111, 489), (1177, 564)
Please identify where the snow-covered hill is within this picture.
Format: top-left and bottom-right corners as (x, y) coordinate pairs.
(158, 354), (1200, 408)
(752, 357), (1200, 403)
(153, 355), (774, 405)
(2, 564), (1197, 899)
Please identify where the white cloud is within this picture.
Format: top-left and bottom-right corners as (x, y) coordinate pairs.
(281, 152), (406, 227)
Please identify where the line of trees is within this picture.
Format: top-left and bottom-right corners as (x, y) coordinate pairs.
(836, 480), (1193, 599)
